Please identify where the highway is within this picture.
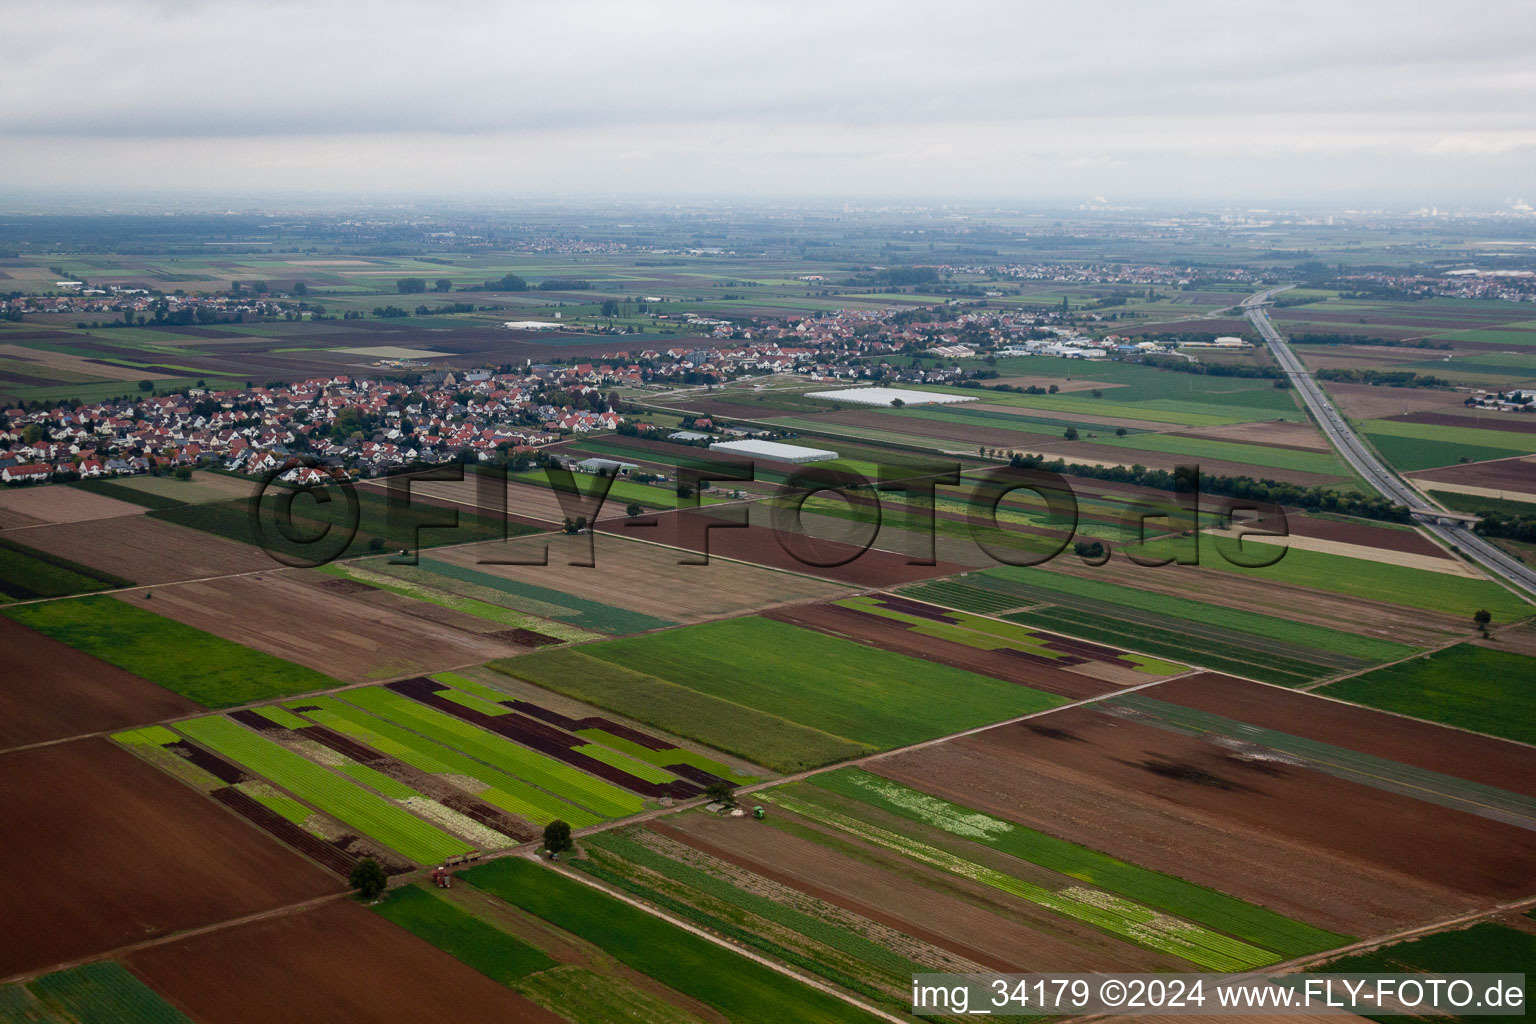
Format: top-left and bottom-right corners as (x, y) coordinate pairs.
(1242, 288), (1536, 601)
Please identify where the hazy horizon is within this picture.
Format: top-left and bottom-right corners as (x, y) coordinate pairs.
(3, 0), (1534, 205)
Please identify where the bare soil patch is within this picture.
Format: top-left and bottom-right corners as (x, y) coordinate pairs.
(0, 617), (196, 749)
(1325, 382), (1471, 420)
(0, 343), (171, 382)
(877, 711), (1536, 932)
(0, 486), (144, 528)
(118, 573), (521, 682)
(596, 508), (970, 588)
(432, 530), (853, 624)
(0, 738), (339, 978)
(1408, 455), (1536, 495)
(1395, 411), (1536, 435)
(126, 899), (560, 1024)
(659, 814), (1179, 972)
(1157, 673), (1536, 799)
(17, 515), (271, 584)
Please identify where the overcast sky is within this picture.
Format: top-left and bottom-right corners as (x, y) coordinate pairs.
(2, 0), (1533, 204)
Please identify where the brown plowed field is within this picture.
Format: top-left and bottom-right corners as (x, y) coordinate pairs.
(595, 507), (969, 587)
(1409, 455), (1536, 491)
(1326, 382), (1472, 420)
(0, 485), (143, 528)
(1286, 515), (1448, 558)
(658, 814), (1182, 972)
(16, 515), (272, 584)
(1154, 673), (1536, 799)
(428, 530), (853, 624)
(875, 711), (1536, 934)
(1395, 411), (1536, 435)
(126, 899), (561, 1024)
(764, 602), (1138, 699)
(0, 738), (339, 977)
(116, 573), (521, 681)
(0, 617), (195, 749)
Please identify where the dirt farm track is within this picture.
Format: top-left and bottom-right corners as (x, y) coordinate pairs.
(0, 738), (339, 979)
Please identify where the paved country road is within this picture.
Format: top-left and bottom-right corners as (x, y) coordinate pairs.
(1243, 287), (1536, 599)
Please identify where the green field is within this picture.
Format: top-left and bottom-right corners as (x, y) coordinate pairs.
(981, 567), (1416, 661)
(336, 686), (646, 818)
(506, 616), (1065, 767)
(1428, 490), (1536, 520)
(281, 695), (608, 827)
(1319, 922), (1536, 1023)
(494, 648), (868, 772)
(18, 961), (191, 1024)
(462, 858), (882, 1024)
(0, 535), (134, 600)
(4, 594), (341, 706)
(1321, 644), (1536, 746)
(374, 885), (556, 984)
(177, 714), (474, 863)
(1359, 418), (1534, 472)
(1208, 545), (1533, 621)
(1093, 430), (1350, 476)
(901, 567), (1415, 684)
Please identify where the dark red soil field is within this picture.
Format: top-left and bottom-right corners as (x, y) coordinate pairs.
(1284, 515), (1449, 557)
(0, 738), (339, 977)
(126, 899), (562, 1024)
(597, 507), (968, 587)
(0, 617), (196, 750)
(764, 601), (1129, 699)
(1394, 411), (1536, 435)
(1154, 673), (1536, 798)
(1408, 455), (1536, 491)
(877, 710), (1536, 933)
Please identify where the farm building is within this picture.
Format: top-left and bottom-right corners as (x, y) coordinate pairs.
(573, 457), (639, 476)
(708, 439), (839, 463)
(803, 387), (978, 407)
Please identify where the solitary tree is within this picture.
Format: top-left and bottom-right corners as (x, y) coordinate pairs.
(434, 278), (453, 293)
(543, 819), (573, 854)
(1062, 426), (1079, 441)
(626, 502), (644, 518)
(349, 857), (387, 900)
(706, 781), (736, 805)
(1474, 609), (1492, 633)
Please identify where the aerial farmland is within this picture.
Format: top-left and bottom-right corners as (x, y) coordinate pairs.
(3, 192), (1536, 1021)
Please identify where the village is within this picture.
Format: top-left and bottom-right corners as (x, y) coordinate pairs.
(2, 298), (1248, 486)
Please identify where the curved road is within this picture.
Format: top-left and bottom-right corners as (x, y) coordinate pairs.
(1243, 288), (1536, 600)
